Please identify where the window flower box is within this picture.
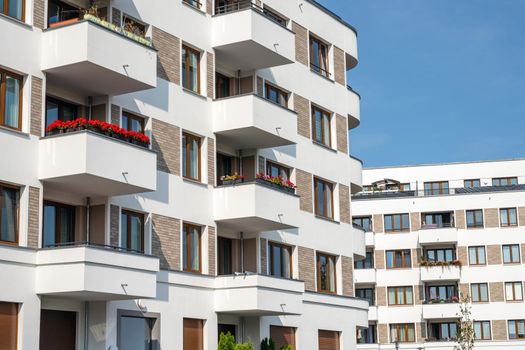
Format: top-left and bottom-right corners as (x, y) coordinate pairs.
(256, 173), (296, 195)
(220, 174), (245, 186)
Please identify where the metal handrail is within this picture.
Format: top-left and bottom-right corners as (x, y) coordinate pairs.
(215, 0), (257, 14)
(310, 63), (332, 77)
(43, 241), (145, 255)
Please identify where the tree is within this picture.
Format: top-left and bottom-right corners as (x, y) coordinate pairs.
(218, 332), (236, 350)
(455, 296), (475, 350)
(260, 338), (275, 350)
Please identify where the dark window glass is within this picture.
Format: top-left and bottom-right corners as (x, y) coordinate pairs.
(218, 237), (232, 275)
(390, 324), (415, 342)
(387, 286), (413, 305)
(314, 178), (333, 219)
(355, 288), (375, 305)
(2, 0), (24, 21)
(47, 0), (79, 26)
(508, 320), (525, 339)
(309, 36), (329, 77)
(466, 209), (484, 228)
(492, 177), (518, 186)
(311, 106), (331, 147)
(384, 214), (410, 232)
(120, 315), (156, 350)
(121, 210), (144, 252)
(266, 161), (290, 180)
(424, 248), (455, 262)
(122, 111), (145, 133)
(0, 69), (23, 130)
(182, 46), (200, 93)
(422, 212), (453, 228)
(357, 325), (377, 344)
(353, 216), (372, 232)
(424, 181), (449, 196)
(183, 224), (201, 273)
(428, 322), (457, 341)
(426, 285), (458, 301)
(464, 179), (480, 188)
(215, 73), (230, 98)
(265, 83), (288, 107)
(386, 250), (411, 268)
(500, 208), (518, 227)
(43, 201), (75, 247)
(269, 242), (292, 279)
(182, 133), (201, 181)
(317, 253), (336, 293)
(0, 185), (19, 244)
(355, 251), (374, 269)
(45, 96), (77, 130)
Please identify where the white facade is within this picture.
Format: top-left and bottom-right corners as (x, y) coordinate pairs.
(0, 0), (366, 349)
(353, 159), (525, 349)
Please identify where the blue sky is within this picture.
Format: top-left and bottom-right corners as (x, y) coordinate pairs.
(317, 0), (525, 167)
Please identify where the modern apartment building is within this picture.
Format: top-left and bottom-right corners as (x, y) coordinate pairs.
(352, 159), (525, 349)
(0, 0), (367, 349)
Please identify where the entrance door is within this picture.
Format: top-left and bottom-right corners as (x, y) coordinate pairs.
(40, 309), (76, 350)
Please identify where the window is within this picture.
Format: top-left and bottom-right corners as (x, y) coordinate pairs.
(0, 302), (18, 349)
(386, 250), (411, 269)
(353, 216), (372, 232)
(500, 208), (518, 227)
(362, 185), (373, 192)
(218, 237), (232, 275)
(121, 210), (144, 252)
(388, 286), (413, 305)
(215, 73), (230, 98)
(45, 96), (78, 130)
(492, 177), (518, 186)
(390, 324), (415, 343)
(314, 178), (334, 219)
(310, 36), (330, 77)
(356, 288), (375, 305)
(466, 209), (484, 228)
(266, 161), (290, 180)
(427, 285), (457, 302)
(270, 326), (295, 350)
(508, 320), (525, 339)
(182, 45), (200, 93)
(311, 106), (331, 147)
(182, 132), (201, 181)
(384, 213), (410, 233)
(263, 7), (287, 27)
(469, 246), (486, 265)
(317, 252), (336, 293)
(122, 111), (145, 133)
(464, 179), (480, 188)
(474, 321), (491, 340)
(47, 0), (79, 27)
(424, 181), (449, 196)
(40, 309), (76, 349)
(119, 314), (158, 350)
(355, 251), (374, 269)
(0, 184), (19, 245)
(183, 224), (201, 273)
(43, 201), (75, 247)
(503, 244), (520, 264)
(399, 183), (411, 191)
(183, 0), (201, 9)
(505, 282), (523, 301)
(318, 330), (340, 350)
(1, 0), (24, 21)
(183, 318), (203, 350)
(269, 242), (292, 279)
(0, 69), (23, 130)
(422, 212), (453, 228)
(428, 322), (458, 341)
(471, 283), (489, 302)
(357, 325), (376, 344)
(424, 248), (455, 262)
(265, 83), (288, 107)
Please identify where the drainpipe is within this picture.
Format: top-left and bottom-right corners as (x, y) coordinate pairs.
(236, 70), (241, 95)
(238, 150), (243, 178)
(84, 301), (89, 350)
(240, 316), (245, 343)
(86, 197), (91, 244)
(88, 96), (93, 120)
(240, 232), (244, 273)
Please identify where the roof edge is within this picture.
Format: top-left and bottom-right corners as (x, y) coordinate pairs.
(306, 0), (358, 36)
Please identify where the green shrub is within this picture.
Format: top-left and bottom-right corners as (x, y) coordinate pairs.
(260, 337), (275, 350)
(279, 345), (293, 350)
(236, 338), (254, 350)
(219, 332), (236, 350)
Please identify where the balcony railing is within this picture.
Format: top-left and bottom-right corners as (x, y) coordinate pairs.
(353, 184), (525, 200)
(42, 241), (145, 255)
(420, 222), (454, 230)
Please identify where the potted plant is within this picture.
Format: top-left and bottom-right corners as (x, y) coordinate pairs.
(256, 173), (296, 194)
(221, 174), (244, 186)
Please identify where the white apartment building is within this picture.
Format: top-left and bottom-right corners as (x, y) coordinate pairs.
(0, 0), (367, 349)
(352, 159), (525, 349)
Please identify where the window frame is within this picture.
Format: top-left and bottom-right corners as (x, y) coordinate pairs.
(387, 286), (414, 306)
(182, 0), (203, 10)
(355, 288), (375, 306)
(390, 323), (415, 343)
(353, 216), (372, 232)
(182, 132), (202, 181)
(464, 179), (480, 188)
(0, 68), (23, 131)
(424, 181), (450, 196)
(264, 83), (288, 108)
(1, 0), (25, 21)
(183, 223), (202, 273)
(466, 209), (484, 229)
(266, 161), (290, 180)
(428, 322), (458, 341)
(468, 246), (486, 266)
(355, 250), (374, 269)
(121, 111), (145, 133)
(182, 45), (201, 94)
(0, 302), (19, 350)
(426, 285), (458, 301)
(314, 177), (334, 219)
(268, 241), (293, 279)
(473, 321), (491, 340)
(316, 252), (337, 294)
(424, 248), (456, 262)
(505, 282), (523, 302)
(311, 105), (332, 147)
(502, 244), (521, 264)
(43, 200), (76, 247)
(500, 207), (518, 227)
(384, 213), (410, 233)
(309, 35), (330, 77)
(508, 320), (525, 339)
(120, 209), (144, 253)
(471, 283), (489, 303)
(386, 249), (411, 269)
(492, 177), (518, 186)
(0, 183), (19, 245)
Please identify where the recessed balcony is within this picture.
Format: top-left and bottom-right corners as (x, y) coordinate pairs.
(38, 130), (157, 197)
(35, 245), (159, 300)
(212, 6), (294, 70)
(42, 18), (157, 96)
(422, 302), (460, 319)
(213, 94), (297, 149)
(420, 265), (461, 282)
(214, 274), (303, 316)
(214, 180), (300, 233)
(418, 226), (458, 245)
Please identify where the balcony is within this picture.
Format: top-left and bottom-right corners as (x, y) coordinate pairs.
(418, 226), (458, 245)
(214, 274), (303, 315)
(365, 231), (375, 247)
(214, 180), (300, 233)
(354, 269), (376, 284)
(42, 18), (157, 96)
(353, 225), (366, 260)
(350, 156), (363, 194)
(39, 130), (157, 197)
(420, 265), (461, 282)
(35, 244), (159, 300)
(423, 302), (460, 319)
(213, 94), (297, 149)
(368, 306), (378, 321)
(211, 5), (294, 70)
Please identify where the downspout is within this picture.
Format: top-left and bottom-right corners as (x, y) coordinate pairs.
(84, 301), (89, 350)
(240, 232), (244, 273)
(86, 197), (91, 244)
(240, 316), (245, 343)
(88, 96), (93, 120)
